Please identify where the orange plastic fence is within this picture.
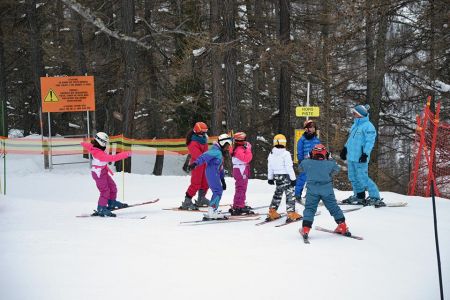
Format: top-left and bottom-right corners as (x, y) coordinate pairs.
(0, 134), (218, 156)
(408, 97), (450, 199)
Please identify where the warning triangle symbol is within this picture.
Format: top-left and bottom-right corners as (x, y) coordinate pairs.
(44, 89), (60, 102)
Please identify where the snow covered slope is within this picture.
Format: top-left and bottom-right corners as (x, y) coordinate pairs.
(0, 154), (449, 300)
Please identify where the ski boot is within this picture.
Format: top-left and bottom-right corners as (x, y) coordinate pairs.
(265, 208), (281, 221)
(300, 226), (310, 238)
(229, 206), (255, 216)
(342, 191), (365, 205)
(286, 211), (302, 223)
(366, 197), (386, 208)
(107, 199), (129, 211)
(195, 189), (210, 207)
(179, 194), (199, 211)
(94, 205), (116, 217)
(334, 221), (351, 236)
(203, 207), (227, 220)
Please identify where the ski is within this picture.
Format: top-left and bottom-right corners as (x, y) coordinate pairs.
(180, 216), (260, 225)
(76, 212), (147, 219)
(314, 226), (363, 240)
(274, 217), (303, 227)
(337, 200), (407, 208)
(342, 207), (362, 213)
(255, 213), (287, 226)
(111, 198), (160, 211)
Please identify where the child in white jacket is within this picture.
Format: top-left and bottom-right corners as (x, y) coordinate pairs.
(266, 134), (302, 222)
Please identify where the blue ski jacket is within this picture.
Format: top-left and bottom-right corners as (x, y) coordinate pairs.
(195, 143), (225, 189)
(345, 115), (377, 162)
(297, 133), (321, 162)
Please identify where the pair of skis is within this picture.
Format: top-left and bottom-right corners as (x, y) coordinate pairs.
(300, 226), (364, 244)
(76, 199), (160, 219)
(337, 200), (408, 208)
(179, 214), (261, 225)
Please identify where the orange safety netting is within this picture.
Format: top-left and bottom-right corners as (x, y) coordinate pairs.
(408, 97), (450, 199)
(0, 134), (218, 156)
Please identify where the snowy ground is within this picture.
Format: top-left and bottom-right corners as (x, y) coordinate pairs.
(0, 154), (449, 300)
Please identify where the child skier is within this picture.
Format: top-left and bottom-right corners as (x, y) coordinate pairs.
(299, 144), (350, 239)
(189, 133), (233, 220)
(228, 132), (254, 216)
(295, 120), (321, 201)
(266, 134), (302, 223)
(81, 132), (131, 217)
(180, 122), (210, 210)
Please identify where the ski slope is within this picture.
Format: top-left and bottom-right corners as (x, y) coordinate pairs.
(0, 154), (449, 300)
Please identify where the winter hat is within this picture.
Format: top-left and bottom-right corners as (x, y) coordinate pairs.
(352, 104), (370, 117)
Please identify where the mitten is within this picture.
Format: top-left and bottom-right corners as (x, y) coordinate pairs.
(340, 147), (347, 160)
(188, 162), (197, 171)
(290, 180), (296, 187)
(268, 179), (274, 185)
(359, 153), (368, 163)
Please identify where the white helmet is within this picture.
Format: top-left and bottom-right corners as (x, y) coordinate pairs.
(95, 132), (109, 147)
(218, 133), (232, 147)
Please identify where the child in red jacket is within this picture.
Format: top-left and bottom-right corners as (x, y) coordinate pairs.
(180, 122), (210, 210)
(81, 132), (131, 217)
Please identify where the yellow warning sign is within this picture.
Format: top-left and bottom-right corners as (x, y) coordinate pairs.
(43, 89), (60, 102)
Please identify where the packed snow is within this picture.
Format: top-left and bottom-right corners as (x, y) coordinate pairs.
(0, 152), (449, 300)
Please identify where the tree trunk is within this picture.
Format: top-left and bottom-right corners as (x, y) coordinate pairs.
(278, 0), (291, 138)
(223, 0), (239, 131)
(210, 0), (225, 135)
(120, 0), (138, 172)
(27, 0), (49, 168)
(0, 20), (7, 137)
(321, 0), (331, 147)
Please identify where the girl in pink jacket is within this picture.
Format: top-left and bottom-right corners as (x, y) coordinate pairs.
(81, 132), (131, 217)
(228, 132), (254, 215)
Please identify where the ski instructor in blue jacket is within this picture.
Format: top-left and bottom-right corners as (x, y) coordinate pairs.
(340, 104), (384, 207)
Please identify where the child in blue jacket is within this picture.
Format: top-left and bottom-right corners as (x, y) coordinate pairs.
(189, 133), (233, 219)
(299, 144), (350, 239)
(295, 120), (321, 200)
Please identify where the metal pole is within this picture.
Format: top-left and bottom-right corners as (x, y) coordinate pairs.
(86, 111), (92, 167)
(431, 181), (444, 300)
(47, 112), (52, 169)
(306, 81), (310, 121)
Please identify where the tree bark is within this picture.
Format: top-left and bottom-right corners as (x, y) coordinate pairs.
(210, 0), (225, 135)
(27, 0), (49, 168)
(223, 0), (239, 131)
(0, 20), (7, 137)
(120, 0), (138, 172)
(278, 0), (291, 138)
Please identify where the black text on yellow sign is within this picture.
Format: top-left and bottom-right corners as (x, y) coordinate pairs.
(296, 106), (320, 117)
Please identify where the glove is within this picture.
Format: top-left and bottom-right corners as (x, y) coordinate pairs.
(359, 153), (368, 163)
(340, 147), (347, 160)
(188, 162), (197, 171)
(243, 142), (248, 149)
(290, 180), (296, 187)
(268, 179), (274, 185)
(221, 178), (227, 190)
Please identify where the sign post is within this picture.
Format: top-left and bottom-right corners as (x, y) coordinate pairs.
(40, 76), (95, 169)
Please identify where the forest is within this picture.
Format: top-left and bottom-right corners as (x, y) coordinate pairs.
(0, 0), (448, 194)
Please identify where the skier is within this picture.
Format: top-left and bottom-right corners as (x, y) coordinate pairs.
(299, 144), (350, 239)
(189, 133), (233, 219)
(180, 122), (210, 210)
(339, 104), (385, 207)
(228, 132), (254, 216)
(295, 120), (321, 201)
(81, 132), (131, 217)
(266, 134), (302, 223)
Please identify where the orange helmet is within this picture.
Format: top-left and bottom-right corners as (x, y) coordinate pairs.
(310, 144), (329, 160)
(193, 122), (208, 134)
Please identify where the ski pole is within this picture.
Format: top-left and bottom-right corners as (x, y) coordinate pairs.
(431, 180), (444, 300)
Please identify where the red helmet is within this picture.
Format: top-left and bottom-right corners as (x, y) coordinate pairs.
(310, 144), (328, 160)
(193, 122), (208, 134)
(233, 132), (246, 145)
(304, 120), (316, 129)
